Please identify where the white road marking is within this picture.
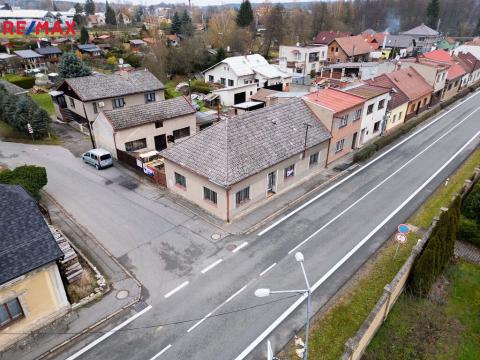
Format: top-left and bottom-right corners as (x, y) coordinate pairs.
(259, 263), (277, 277)
(164, 281), (189, 298)
(257, 90), (480, 237)
(225, 284), (248, 303)
(234, 130), (480, 360)
(201, 259), (223, 274)
(232, 241), (248, 253)
(148, 344), (172, 360)
(187, 311), (213, 333)
(64, 305), (152, 360)
(287, 105), (480, 254)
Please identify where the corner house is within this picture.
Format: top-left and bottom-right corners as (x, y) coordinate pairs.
(161, 98), (332, 222)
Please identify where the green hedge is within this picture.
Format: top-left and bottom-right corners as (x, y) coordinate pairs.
(190, 80), (212, 94)
(458, 216), (480, 247)
(9, 76), (35, 89)
(0, 165), (48, 199)
(462, 183), (480, 223)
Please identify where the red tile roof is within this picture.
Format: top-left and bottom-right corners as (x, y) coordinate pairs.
(420, 49), (466, 80)
(446, 63), (466, 80)
(304, 88), (365, 114)
(344, 84), (390, 99)
(420, 49), (453, 62)
(456, 52), (480, 72)
(385, 68), (432, 101)
(335, 35), (374, 56)
(314, 30), (351, 45)
(366, 75), (410, 109)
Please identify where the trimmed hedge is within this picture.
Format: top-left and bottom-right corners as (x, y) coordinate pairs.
(9, 76), (35, 89)
(458, 216), (480, 247)
(0, 165), (48, 199)
(353, 144), (377, 162)
(462, 183), (480, 223)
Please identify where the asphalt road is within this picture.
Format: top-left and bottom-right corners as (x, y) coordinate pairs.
(2, 90), (480, 360)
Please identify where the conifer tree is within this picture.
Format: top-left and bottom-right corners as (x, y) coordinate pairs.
(236, 0), (254, 28)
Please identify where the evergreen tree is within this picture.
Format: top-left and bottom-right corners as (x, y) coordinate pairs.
(134, 6), (144, 23)
(80, 27), (89, 44)
(426, 0), (440, 29)
(14, 97), (36, 134)
(53, 2), (58, 12)
(180, 10), (193, 37)
(118, 13), (124, 26)
(236, 0), (254, 28)
(30, 108), (50, 139)
(105, 1), (117, 26)
(58, 52), (92, 78)
(409, 247), (436, 297)
(216, 47), (225, 62)
(73, 3), (86, 27)
(85, 0), (95, 16)
(171, 12), (181, 34)
(462, 184), (480, 222)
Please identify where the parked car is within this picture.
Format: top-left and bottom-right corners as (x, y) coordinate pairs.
(82, 149), (113, 169)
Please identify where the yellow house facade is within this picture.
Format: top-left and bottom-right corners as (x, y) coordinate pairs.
(385, 102), (408, 132)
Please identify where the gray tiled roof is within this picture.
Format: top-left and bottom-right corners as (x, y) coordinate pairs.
(0, 79), (28, 95)
(104, 96), (195, 130)
(63, 70), (165, 102)
(0, 185), (63, 285)
(161, 98), (332, 188)
(383, 35), (414, 48)
(35, 46), (62, 55)
(14, 49), (44, 59)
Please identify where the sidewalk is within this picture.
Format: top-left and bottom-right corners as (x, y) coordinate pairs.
(0, 194), (142, 360)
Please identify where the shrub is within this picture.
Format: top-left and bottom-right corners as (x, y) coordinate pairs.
(9, 76), (35, 89)
(462, 183), (480, 223)
(409, 246), (436, 297)
(0, 165), (48, 199)
(353, 144), (377, 162)
(190, 80), (212, 94)
(458, 216), (480, 247)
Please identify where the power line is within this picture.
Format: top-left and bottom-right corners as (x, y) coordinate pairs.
(0, 294), (299, 336)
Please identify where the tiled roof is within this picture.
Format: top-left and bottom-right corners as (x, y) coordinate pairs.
(304, 88), (365, 113)
(385, 68), (432, 101)
(335, 35), (373, 56)
(250, 88), (279, 102)
(161, 98), (331, 188)
(456, 52), (480, 72)
(129, 39), (146, 45)
(0, 185), (63, 284)
(0, 79), (28, 96)
(420, 49), (453, 62)
(14, 49), (43, 58)
(103, 96), (195, 130)
(344, 84), (390, 100)
(314, 30), (351, 45)
(420, 50), (467, 80)
(400, 23), (439, 36)
(383, 35), (413, 48)
(62, 70), (165, 102)
(446, 63), (466, 80)
(366, 75), (410, 109)
(35, 46), (62, 55)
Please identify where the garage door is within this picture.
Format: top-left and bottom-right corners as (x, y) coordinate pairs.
(234, 91), (246, 104)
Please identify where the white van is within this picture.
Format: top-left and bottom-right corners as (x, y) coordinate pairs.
(82, 149), (113, 170)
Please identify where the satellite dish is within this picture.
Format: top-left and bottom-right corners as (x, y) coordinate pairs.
(119, 58), (124, 65)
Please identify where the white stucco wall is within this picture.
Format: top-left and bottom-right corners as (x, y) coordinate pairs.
(357, 92), (390, 146)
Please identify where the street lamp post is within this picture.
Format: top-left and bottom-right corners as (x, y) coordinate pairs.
(254, 252), (312, 360)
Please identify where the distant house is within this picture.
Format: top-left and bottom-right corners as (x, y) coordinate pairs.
(344, 84), (391, 145)
(437, 37), (458, 51)
(456, 51), (480, 86)
(0, 185), (69, 351)
(304, 88), (365, 164)
(34, 46), (62, 64)
(323, 61), (396, 81)
(327, 35), (373, 63)
(129, 39), (147, 53)
(399, 23), (443, 53)
(0, 53), (19, 72)
(278, 44), (328, 75)
(13, 49), (45, 71)
(382, 34), (414, 57)
(314, 30), (351, 45)
(76, 44), (102, 57)
(93, 96), (196, 157)
(51, 70), (165, 125)
(161, 99), (331, 222)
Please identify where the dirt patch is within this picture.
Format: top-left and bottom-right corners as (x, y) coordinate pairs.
(66, 257), (98, 304)
(428, 274), (450, 305)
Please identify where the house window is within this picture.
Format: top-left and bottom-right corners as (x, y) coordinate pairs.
(335, 139), (345, 153)
(354, 109), (362, 120)
(339, 114), (348, 128)
(392, 114), (397, 123)
(220, 78), (226, 85)
(367, 104), (374, 114)
(172, 127), (190, 140)
(69, 97), (75, 108)
(244, 80), (248, 84)
(228, 79), (234, 87)
(209, 75), (214, 82)
(309, 152), (319, 167)
(330, 47), (334, 52)
(92, 102), (98, 114)
(335, 47), (338, 52)
(112, 97), (125, 109)
(284, 164), (295, 179)
(203, 187), (217, 204)
(125, 138), (147, 151)
(399, 111), (403, 120)
(423, 97), (428, 106)
(378, 99), (385, 110)
(236, 187), (250, 205)
(0, 298), (24, 328)
(175, 172), (186, 188)
(155, 121), (163, 128)
(454, 80), (459, 87)
(145, 92), (156, 103)
(373, 121), (381, 132)
(309, 52), (319, 62)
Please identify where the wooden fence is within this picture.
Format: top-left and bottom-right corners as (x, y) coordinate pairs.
(116, 149), (166, 187)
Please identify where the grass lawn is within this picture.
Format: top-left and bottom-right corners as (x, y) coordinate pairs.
(409, 148), (480, 229)
(30, 93), (55, 115)
(0, 120), (60, 145)
(364, 260), (480, 360)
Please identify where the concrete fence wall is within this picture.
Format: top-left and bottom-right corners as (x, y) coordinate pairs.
(341, 167), (480, 360)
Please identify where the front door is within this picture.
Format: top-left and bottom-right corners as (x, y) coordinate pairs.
(154, 134), (167, 151)
(352, 132), (358, 149)
(267, 171), (276, 195)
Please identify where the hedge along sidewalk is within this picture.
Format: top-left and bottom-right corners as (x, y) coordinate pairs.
(353, 83), (480, 163)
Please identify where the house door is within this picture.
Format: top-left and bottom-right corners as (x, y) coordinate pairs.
(154, 134), (167, 151)
(359, 128), (366, 146)
(352, 132), (358, 149)
(267, 171), (276, 195)
(234, 91), (246, 104)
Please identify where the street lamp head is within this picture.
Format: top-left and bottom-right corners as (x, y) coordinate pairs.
(254, 288), (271, 298)
(295, 252), (304, 263)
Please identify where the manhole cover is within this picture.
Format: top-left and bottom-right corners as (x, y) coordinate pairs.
(211, 233), (221, 240)
(116, 290), (129, 300)
(226, 244), (236, 251)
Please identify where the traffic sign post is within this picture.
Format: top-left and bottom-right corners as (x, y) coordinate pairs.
(27, 123), (34, 142)
(394, 232), (408, 259)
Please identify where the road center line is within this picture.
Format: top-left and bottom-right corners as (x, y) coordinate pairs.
(164, 281), (189, 298)
(259, 263), (277, 277)
(257, 89), (480, 236)
(234, 129), (480, 360)
(225, 284), (248, 303)
(201, 259), (223, 274)
(287, 105), (480, 254)
(232, 241), (248, 253)
(65, 305), (152, 360)
(148, 344), (172, 360)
